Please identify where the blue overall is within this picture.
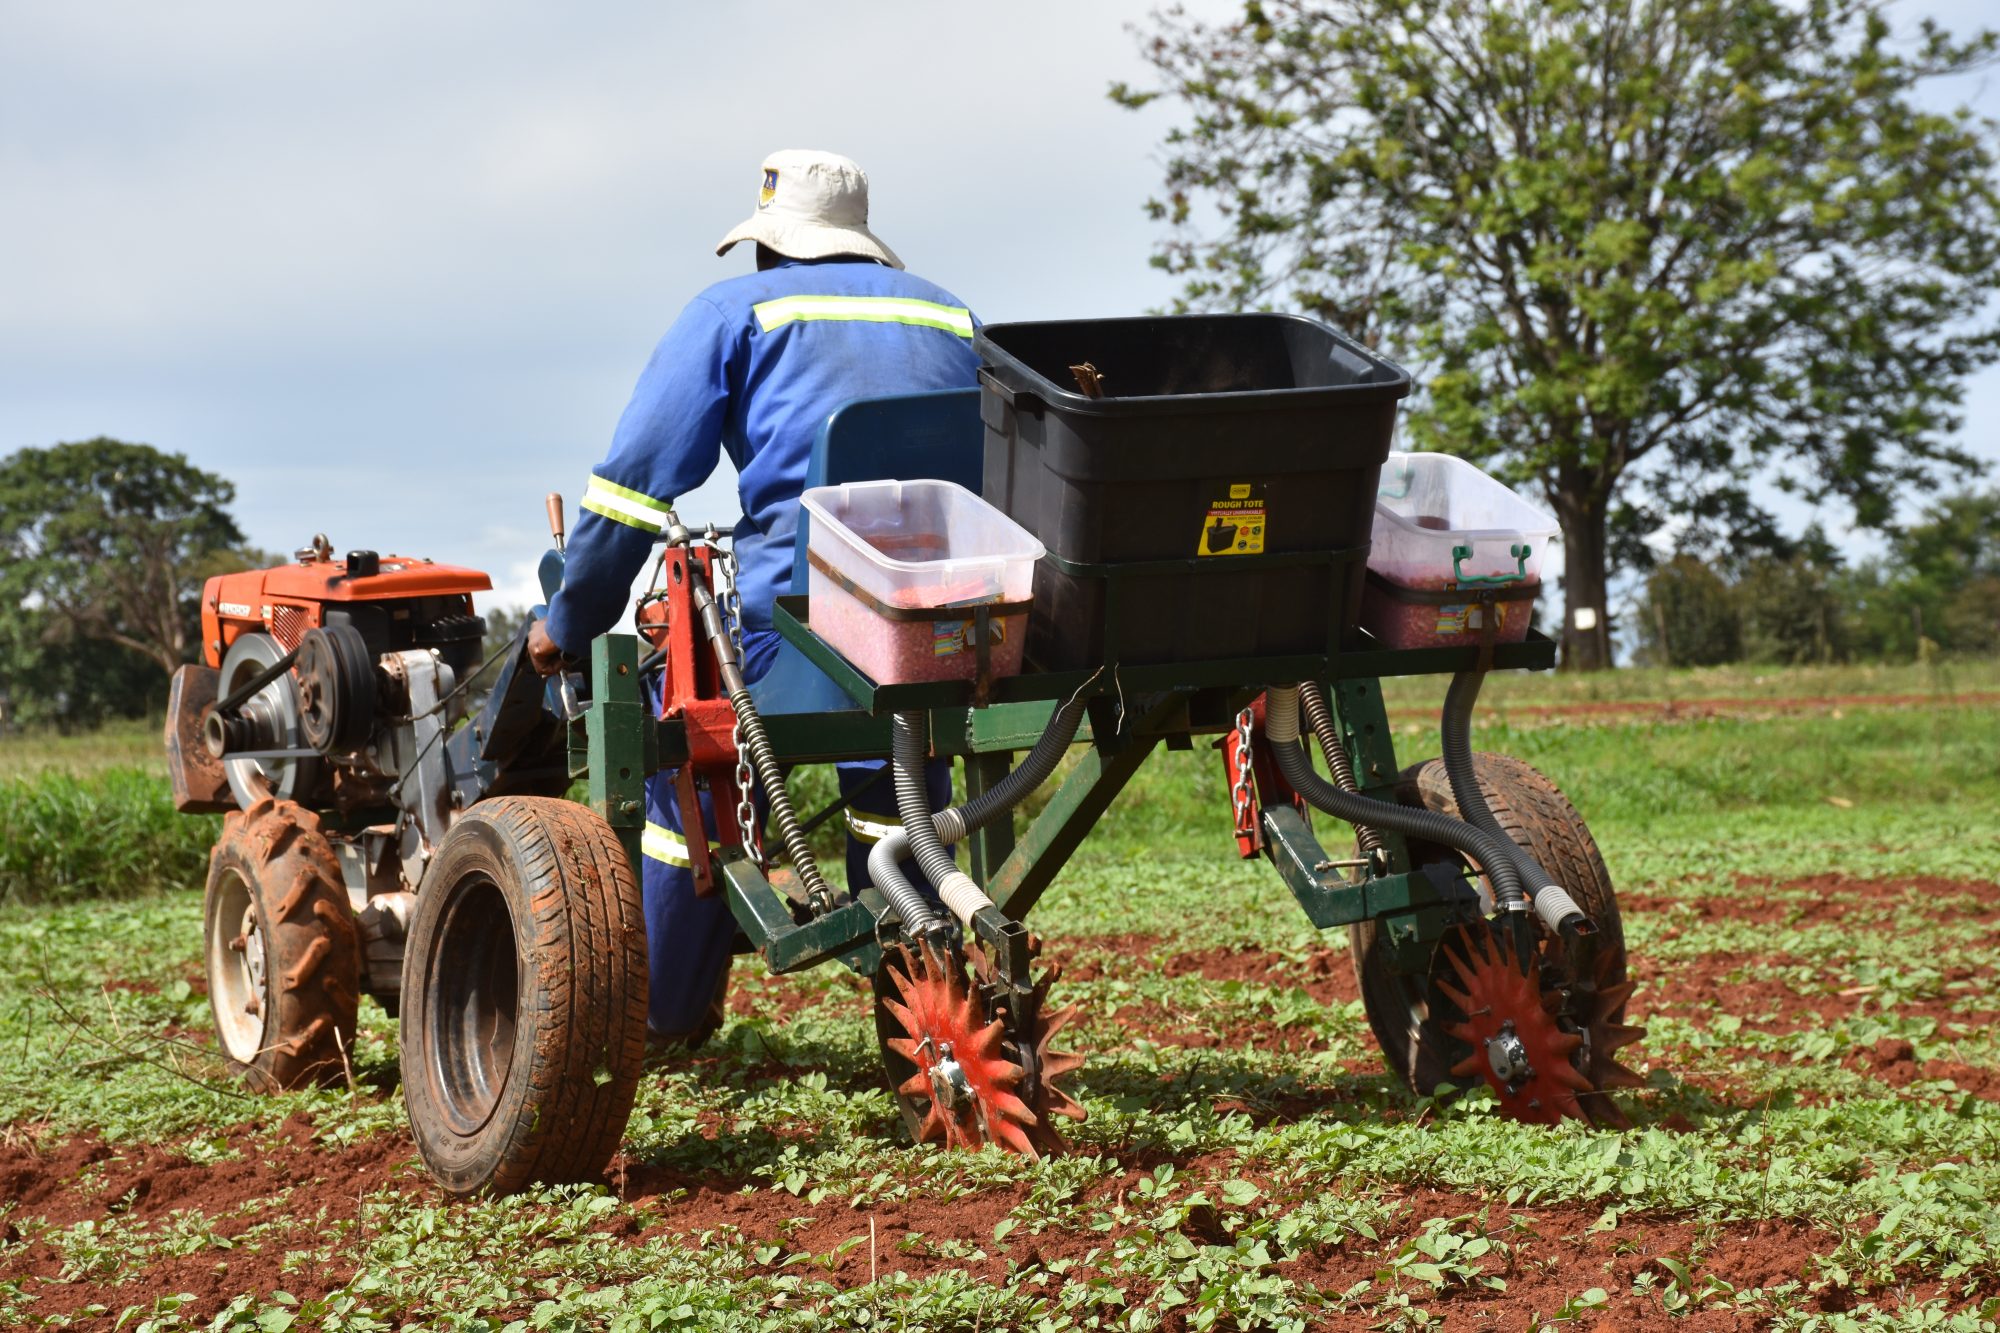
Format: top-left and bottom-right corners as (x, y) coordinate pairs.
(544, 257), (981, 1036)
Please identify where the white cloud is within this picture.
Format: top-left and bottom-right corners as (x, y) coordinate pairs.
(2, 0), (1991, 606)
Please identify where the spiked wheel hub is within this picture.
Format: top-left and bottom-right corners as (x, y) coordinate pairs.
(877, 941), (1085, 1158)
(1435, 924), (1645, 1126)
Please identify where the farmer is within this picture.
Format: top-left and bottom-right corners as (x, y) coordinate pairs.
(528, 149), (977, 1045)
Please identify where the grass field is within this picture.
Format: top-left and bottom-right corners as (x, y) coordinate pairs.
(2, 669), (1998, 1330)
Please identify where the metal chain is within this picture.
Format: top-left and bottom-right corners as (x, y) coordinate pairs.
(717, 541), (746, 660)
(732, 713), (761, 865)
(715, 545), (761, 863)
(1230, 706), (1256, 832)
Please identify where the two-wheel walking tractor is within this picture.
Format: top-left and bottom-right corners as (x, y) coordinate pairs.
(167, 313), (1644, 1197)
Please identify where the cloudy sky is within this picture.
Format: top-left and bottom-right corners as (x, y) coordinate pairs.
(3, 1), (1996, 614)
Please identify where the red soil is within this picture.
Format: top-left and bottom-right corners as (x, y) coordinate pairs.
(1624, 872), (2000, 929)
(0, 1112), (420, 1325)
(1069, 933), (1362, 1008)
(1625, 875), (2000, 1106)
(9, 875), (2000, 1324)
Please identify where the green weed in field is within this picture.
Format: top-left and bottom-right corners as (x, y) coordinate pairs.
(0, 767), (216, 905)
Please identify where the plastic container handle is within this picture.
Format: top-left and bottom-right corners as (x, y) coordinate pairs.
(976, 369), (1046, 417)
(1452, 542), (1532, 586)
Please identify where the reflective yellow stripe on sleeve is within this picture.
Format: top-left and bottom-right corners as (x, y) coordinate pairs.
(844, 810), (903, 845)
(641, 821), (716, 868)
(751, 295), (975, 338)
(580, 474), (674, 534)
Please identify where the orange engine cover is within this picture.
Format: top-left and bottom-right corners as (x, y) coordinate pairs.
(200, 554), (493, 666)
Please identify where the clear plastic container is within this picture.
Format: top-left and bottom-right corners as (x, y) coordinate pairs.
(1362, 452), (1560, 650)
(800, 478), (1045, 684)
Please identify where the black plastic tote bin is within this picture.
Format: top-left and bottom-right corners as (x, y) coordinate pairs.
(976, 313), (1411, 669)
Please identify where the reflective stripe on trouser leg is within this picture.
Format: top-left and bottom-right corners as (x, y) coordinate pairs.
(640, 770), (739, 1037)
(838, 757), (952, 892)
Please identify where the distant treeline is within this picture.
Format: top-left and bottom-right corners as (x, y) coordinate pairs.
(1636, 489), (2000, 667)
(3, 440), (1995, 733)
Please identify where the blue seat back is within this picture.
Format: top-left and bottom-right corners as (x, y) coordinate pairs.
(750, 387), (983, 716)
(790, 387), (984, 593)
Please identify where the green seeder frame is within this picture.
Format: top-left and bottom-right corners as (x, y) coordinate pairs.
(577, 580), (1558, 985)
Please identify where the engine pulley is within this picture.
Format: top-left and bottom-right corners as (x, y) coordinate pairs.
(296, 623), (379, 754)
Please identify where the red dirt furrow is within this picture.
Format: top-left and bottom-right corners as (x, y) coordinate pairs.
(1068, 933), (1363, 1008)
(1625, 873), (2000, 928)
(606, 1176), (1978, 1328)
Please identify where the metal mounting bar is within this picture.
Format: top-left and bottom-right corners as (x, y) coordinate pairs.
(769, 595), (1555, 718)
(963, 750), (1018, 884)
(1261, 803), (1451, 929)
(718, 854), (887, 976)
(983, 697), (1177, 921)
(587, 634), (649, 878)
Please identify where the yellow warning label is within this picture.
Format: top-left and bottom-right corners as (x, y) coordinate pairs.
(1197, 482), (1266, 556)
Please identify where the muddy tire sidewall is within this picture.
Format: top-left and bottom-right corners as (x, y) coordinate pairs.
(399, 797), (647, 1198)
(202, 796), (359, 1092)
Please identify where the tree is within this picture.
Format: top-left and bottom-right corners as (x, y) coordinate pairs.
(1941, 576), (2000, 655)
(480, 603), (533, 652)
(1839, 487), (2000, 657)
(1635, 554), (1738, 666)
(0, 439), (245, 677)
(0, 602), (164, 729)
(1117, 0), (2000, 668)
(1736, 553), (1845, 664)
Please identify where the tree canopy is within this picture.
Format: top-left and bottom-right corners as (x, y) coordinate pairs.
(0, 440), (246, 713)
(1634, 486), (2000, 665)
(1117, 0), (2000, 668)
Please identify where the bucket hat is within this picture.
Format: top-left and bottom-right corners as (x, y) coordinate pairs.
(716, 149), (902, 270)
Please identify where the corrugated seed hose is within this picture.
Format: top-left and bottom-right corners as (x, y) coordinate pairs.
(1264, 686), (1532, 908)
(1439, 671), (1588, 934)
(692, 575), (834, 910)
(873, 691), (1092, 933)
(1296, 681), (1386, 859)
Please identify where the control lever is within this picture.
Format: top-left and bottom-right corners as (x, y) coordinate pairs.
(554, 672), (585, 722)
(545, 492), (566, 555)
(533, 491), (586, 720)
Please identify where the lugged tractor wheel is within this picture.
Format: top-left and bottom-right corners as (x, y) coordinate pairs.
(1350, 753), (1636, 1124)
(203, 796), (360, 1091)
(399, 797), (647, 1197)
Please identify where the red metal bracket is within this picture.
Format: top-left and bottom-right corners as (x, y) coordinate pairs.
(671, 765), (715, 898)
(1219, 712), (1263, 859)
(1216, 693), (1308, 861)
(641, 545), (747, 897)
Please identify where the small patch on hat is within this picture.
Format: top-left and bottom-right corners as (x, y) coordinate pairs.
(759, 168), (778, 209)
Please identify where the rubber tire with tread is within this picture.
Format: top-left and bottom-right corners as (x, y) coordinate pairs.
(399, 796), (648, 1197)
(1350, 753), (1628, 1102)
(204, 796), (360, 1091)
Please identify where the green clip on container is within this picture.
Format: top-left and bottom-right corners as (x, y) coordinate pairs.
(1360, 451), (1560, 651)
